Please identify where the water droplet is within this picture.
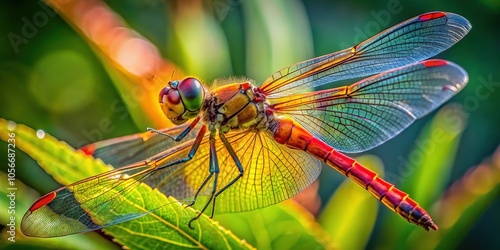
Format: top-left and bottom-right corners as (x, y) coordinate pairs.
(7, 121), (17, 131)
(36, 130), (46, 139)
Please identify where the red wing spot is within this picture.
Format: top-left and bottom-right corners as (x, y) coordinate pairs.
(29, 192), (56, 212)
(423, 59), (447, 67)
(80, 144), (96, 156)
(419, 12), (446, 22)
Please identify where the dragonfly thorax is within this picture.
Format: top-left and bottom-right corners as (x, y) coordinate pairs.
(203, 82), (271, 133)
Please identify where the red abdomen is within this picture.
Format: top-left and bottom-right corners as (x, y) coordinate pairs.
(272, 117), (437, 230)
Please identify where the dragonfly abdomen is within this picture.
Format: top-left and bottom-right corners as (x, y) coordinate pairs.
(327, 152), (438, 230)
(272, 117), (438, 230)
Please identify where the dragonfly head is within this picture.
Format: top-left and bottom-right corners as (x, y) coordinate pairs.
(159, 77), (205, 125)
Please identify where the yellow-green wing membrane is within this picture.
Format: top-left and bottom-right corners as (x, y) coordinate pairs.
(146, 129), (321, 213)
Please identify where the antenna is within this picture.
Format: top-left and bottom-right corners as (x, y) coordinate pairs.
(152, 74), (166, 86)
(152, 69), (178, 87)
(171, 69), (176, 80)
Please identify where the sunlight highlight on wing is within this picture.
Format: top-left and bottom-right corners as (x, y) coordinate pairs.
(270, 60), (468, 153)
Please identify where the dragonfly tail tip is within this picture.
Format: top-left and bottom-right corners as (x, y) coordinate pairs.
(425, 220), (439, 231)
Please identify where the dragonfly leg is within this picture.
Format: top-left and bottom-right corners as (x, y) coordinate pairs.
(209, 133), (244, 216)
(147, 116), (200, 141)
(155, 125), (210, 216)
(156, 124), (206, 169)
(185, 172), (213, 207)
(188, 132), (220, 229)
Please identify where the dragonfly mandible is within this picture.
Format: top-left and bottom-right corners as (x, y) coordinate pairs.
(21, 11), (471, 237)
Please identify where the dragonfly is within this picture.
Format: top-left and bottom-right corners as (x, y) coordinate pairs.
(21, 11), (471, 237)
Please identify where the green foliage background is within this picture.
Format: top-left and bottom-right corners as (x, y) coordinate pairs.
(1, 0), (499, 249)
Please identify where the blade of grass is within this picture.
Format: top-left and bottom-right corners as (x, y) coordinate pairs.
(242, 0), (313, 83)
(44, 0), (181, 130)
(168, 0), (232, 83)
(318, 155), (383, 250)
(408, 146), (500, 249)
(379, 105), (467, 247)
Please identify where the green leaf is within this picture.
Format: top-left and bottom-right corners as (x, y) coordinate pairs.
(403, 105), (467, 207)
(242, 0), (313, 83)
(318, 155), (383, 250)
(169, 3), (232, 82)
(0, 172), (119, 250)
(0, 118), (254, 250)
(217, 200), (333, 250)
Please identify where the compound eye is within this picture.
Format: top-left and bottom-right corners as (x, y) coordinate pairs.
(159, 87), (185, 120)
(178, 78), (204, 112)
(158, 87), (170, 103)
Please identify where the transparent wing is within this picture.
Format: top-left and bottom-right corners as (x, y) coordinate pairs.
(258, 12), (471, 97)
(22, 128), (321, 237)
(269, 60), (468, 153)
(21, 161), (159, 237)
(79, 124), (199, 167)
(147, 129), (322, 213)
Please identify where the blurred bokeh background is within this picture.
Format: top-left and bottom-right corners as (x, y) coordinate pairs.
(1, 0), (499, 249)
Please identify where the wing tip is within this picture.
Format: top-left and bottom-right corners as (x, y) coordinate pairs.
(421, 59), (469, 91)
(419, 11), (472, 34)
(422, 59), (469, 93)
